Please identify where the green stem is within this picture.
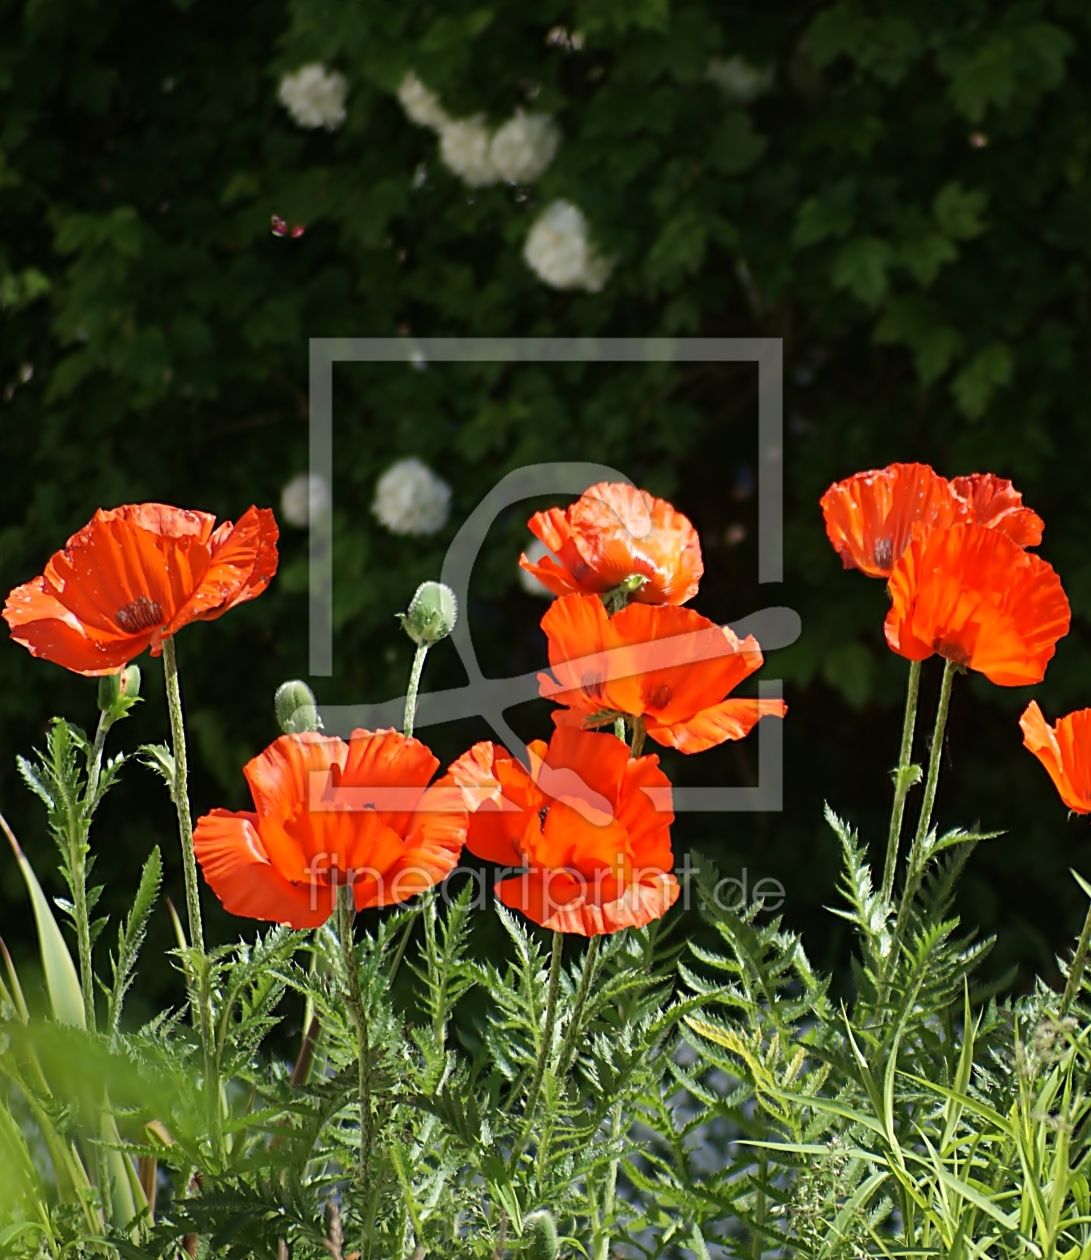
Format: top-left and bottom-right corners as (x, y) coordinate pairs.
(1061, 902), (1091, 1016)
(510, 930), (564, 1173)
(336, 885), (372, 1257)
(556, 935), (601, 1078)
(592, 1103), (623, 1260)
(912, 659), (955, 852)
(880, 660), (957, 1007)
(881, 660), (921, 903)
(162, 637), (205, 958)
(70, 833), (96, 1033)
(613, 716), (626, 742)
(404, 642), (429, 739)
(85, 712), (110, 815)
(161, 635), (217, 1149)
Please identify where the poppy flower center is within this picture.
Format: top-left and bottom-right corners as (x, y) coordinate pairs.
(872, 537), (894, 571)
(115, 596), (165, 633)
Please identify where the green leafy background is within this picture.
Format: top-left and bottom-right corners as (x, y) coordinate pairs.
(2, 0), (1090, 1004)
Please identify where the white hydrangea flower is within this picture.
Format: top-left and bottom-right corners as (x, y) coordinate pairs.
(519, 538), (558, 597)
(523, 200), (614, 292)
(372, 458), (452, 536)
(489, 110), (561, 184)
(278, 64), (348, 131)
(280, 472), (330, 528)
(437, 116), (499, 187)
(396, 70), (449, 129)
(705, 56), (774, 104)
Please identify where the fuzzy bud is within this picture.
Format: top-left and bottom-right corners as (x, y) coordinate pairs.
(275, 679), (323, 735)
(524, 1210), (559, 1260)
(97, 665), (141, 723)
(397, 581), (458, 646)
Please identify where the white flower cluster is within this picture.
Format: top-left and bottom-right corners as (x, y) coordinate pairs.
(280, 472), (331, 528)
(523, 200), (614, 292)
(372, 457), (452, 536)
(278, 64), (348, 131)
(705, 56), (774, 105)
(395, 71), (559, 186)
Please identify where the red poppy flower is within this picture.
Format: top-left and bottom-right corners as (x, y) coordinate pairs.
(821, 463), (1043, 579)
(949, 474), (1044, 547)
(884, 523), (1070, 686)
(538, 593), (786, 754)
(450, 726), (678, 935)
(1019, 701), (1091, 814)
(193, 729), (468, 928)
(520, 482), (703, 604)
(3, 503), (279, 676)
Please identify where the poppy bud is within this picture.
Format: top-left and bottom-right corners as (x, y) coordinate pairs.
(397, 581), (458, 646)
(275, 679), (323, 734)
(97, 665), (142, 722)
(524, 1211), (559, 1260)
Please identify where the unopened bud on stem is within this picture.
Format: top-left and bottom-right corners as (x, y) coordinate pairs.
(97, 665), (142, 723)
(275, 680), (323, 735)
(525, 1210), (559, 1260)
(397, 581), (458, 646)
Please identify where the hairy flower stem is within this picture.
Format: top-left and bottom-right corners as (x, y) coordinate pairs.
(161, 636), (217, 1144)
(1062, 902), (1091, 1016)
(881, 659), (921, 903)
(629, 715), (646, 759)
(913, 659), (955, 852)
(336, 885), (373, 1256)
(556, 935), (601, 1077)
(880, 661), (956, 1008)
(510, 929), (564, 1173)
(404, 642), (429, 739)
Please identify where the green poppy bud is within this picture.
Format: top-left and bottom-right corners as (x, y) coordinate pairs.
(275, 679), (323, 735)
(524, 1210), (559, 1260)
(97, 665), (142, 722)
(397, 581), (458, 646)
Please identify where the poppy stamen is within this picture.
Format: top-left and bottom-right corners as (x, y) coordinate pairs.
(115, 596), (165, 633)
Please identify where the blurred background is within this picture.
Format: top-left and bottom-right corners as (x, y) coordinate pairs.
(2, 0), (1090, 1014)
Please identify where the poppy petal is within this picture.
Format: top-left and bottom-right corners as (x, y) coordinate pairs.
(949, 474), (1044, 547)
(568, 483), (703, 604)
(645, 696), (788, 754)
(449, 742), (529, 867)
(496, 869), (679, 935)
(1020, 701), (1091, 814)
(193, 808), (333, 928)
(3, 577), (152, 676)
(181, 506), (280, 625)
(885, 524), (1070, 686)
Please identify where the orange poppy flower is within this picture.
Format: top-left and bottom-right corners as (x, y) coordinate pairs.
(884, 523), (1070, 686)
(821, 463), (1043, 578)
(538, 593), (786, 754)
(1019, 701), (1091, 814)
(519, 481), (703, 604)
(3, 503), (279, 676)
(193, 729), (467, 929)
(449, 726), (678, 935)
